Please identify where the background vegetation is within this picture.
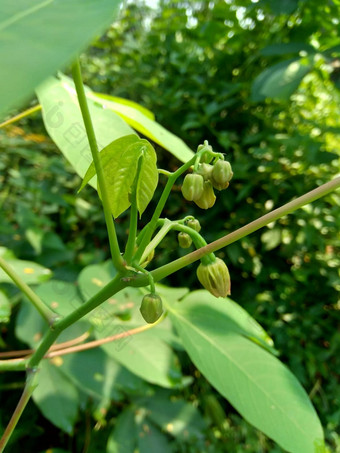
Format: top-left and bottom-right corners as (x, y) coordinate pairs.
(0, 1), (339, 451)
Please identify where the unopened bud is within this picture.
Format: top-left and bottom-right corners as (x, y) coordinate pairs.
(194, 181), (216, 209)
(211, 160), (233, 191)
(186, 218), (201, 232)
(178, 232), (192, 248)
(140, 293), (163, 323)
(181, 174), (204, 201)
(196, 258), (231, 298)
(196, 163), (213, 181)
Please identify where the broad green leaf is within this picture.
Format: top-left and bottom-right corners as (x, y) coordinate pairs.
(89, 91), (194, 163)
(0, 259), (52, 284)
(0, 0), (122, 118)
(59, 348), (145, 401)
(97, 327), (184, 389)
(95, 92), (155, 120)
(169, 293), (324, 453)
(165, 290), (275, 354)
(36, 77), (135, 183)
(107, 407), (137, 453)
(32, 359), (79, 434)
(16, 282), (89, 348)
(0, 291), (10, 323)
(251, 58), (312, 101)
(137, 419), (172, 453)
(79, 135), (158, 218)
(140, 391), (206, 440)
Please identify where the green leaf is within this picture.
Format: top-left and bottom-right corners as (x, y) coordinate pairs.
(79, 135), (158, 218)
(16, 282), (89, 348)
(169, 292), (324, 452)
(0, 0), (122, 118)
(36, 77), (135, 182)
(97, 327), (184, 389)
(0, 259), (52, 284)
(59, 347), (145, 401)
(137, 419), (172, 453)
(140, 391), (206, 440)
(89, 91), (194, 163)
(136, 142), (158, 216)
(0, 291), (10, 323)
(251, 58), (312, 101)
(32, 359), (79, 434)
(107, 407), (137, 453)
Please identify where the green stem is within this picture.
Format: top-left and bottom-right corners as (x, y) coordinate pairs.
(0, 359), (27, 372)
(28, 273), (126, 368)
(130, 176), (340, 286)
(0, 274), (127, 449)
(0, 104), (42, 129)
(0, 256), (59, 325)
(0, 368), (38, 452)
(139, 219), (172, 263)
(124, 156), (143, 264)
(134, 155), (197, 262)
(133, 263), (155, 293)
(71, 59), (124, 272)
(171, 223), (214, 265)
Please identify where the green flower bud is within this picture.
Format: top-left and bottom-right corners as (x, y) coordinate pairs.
(178, 232), (192, 248)
(211, 160), (233, 191)
(196, 163), (213, 181)
(181, 174), (204, 201)
(194, 181), (216, 209)
(196, 258), (231, 298)
(186, 218), (201, 232)
(140, 293), (163, 323)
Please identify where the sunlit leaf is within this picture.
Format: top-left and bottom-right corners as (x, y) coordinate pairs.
(0, 0), (122, 118)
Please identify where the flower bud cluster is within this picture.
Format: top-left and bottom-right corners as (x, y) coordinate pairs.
(181, 152), (233, 209)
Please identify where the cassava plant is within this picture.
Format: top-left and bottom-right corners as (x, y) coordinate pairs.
(0, 2), (339, 452)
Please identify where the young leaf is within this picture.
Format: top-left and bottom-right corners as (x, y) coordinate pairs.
(169, 293), (324, 453)
(0, 0), (122, 118)
(79, 135), (158, 218)
(136, 141), (158, 216)
(32, 359), (79, 434)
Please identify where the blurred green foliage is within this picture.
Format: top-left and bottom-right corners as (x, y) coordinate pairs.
(1, 0), (340, 451)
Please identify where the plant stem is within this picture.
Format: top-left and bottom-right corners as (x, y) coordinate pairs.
(0, 256), (59, 325)
(28, 273), (126, 368)
(131, 176), (340, 286)
(0, 359), (26, 372)
(0, 104), (42, 129)
(134, 155), (197, 262)
(71, 59), (125, 272)
(139, 219), (172, 263)
(0, 274), (128, 446)
(0, 368), (38, 452)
